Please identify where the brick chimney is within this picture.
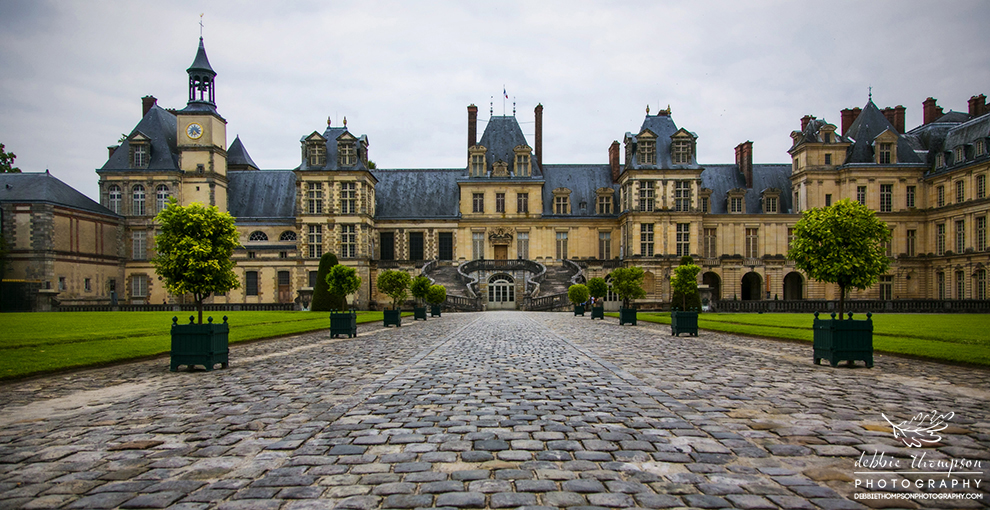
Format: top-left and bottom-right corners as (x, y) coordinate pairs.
(609, 141), (621, 182)
(736, 141), (753, 188)
(840, 108), (861, 135)
(923, 97), (944, 125)
(534, 103), (543, 168)
(880, 106), (906, 133)
(108, 146), (118, 158)
(800, 115), (815, 132)
(142, 95), (157, 116)
(467, 104), (478, 148)
(969, 94), (988, 118)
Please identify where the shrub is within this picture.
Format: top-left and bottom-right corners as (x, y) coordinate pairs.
(376, 270), (412, 310)
(587, 277), (608, 300)
(568, 284), (590, 306)
(410, 275), (432, 307)
(670, 261), (702, 311)
(609, 266), (646, 308)
(326, 264), (362, 311)
(426, 284), (447, 306)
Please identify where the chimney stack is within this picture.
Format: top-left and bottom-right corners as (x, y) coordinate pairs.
(923, 97), (943, 125)
(800, 115), (815, 132)
(142, 95), (157, 117)
(108, 146), (118, 158)
(467, 104), (478, 148)
(609, 141), (621, 182)
(534, 103), (543, 168)
(969, 94), (988, 118)
(736, 141), (754, 188)
(840, 107), (861, 136)
(880, 106), (906, 133)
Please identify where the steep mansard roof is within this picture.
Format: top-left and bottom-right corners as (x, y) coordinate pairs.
(373, 168), (463, 219)
(844, 100), (922, 164)
(541, 164), (617, 217)
(227, 136), (260, 170)
(477, 116), (541, 177)
(626, 114), (700, 170)
(701, 164), (794, 214)
(297, 125), (372, 171)
(0, 172), (118, 217)
(100, 106), (179, 171)
(227, 170), (296, 220)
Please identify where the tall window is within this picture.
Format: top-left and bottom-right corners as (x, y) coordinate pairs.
(439, 232), (453, 261)
(824, 153), (832, 165)
(308, 143), (326, 167)
(937, 272), (946, 300)
(977, 140), (987, 157)
(132, 185), (146, 216)
(956, 181), (965, 203)
(764, 196), (778, 214)
(825, 194), (832, 207)
(307, 182), (324, 214)
(472, 232), (484, 259)
(108, 185), (121, 214)
(699, 196), (709, 213)
(341, 225), (357, 258)
(599, 231), (611, 260)
(408, 232), (423, 261)
(340, 182), (357, 214)
(639, 140), (656, 165)
(936, 223), (946, 256)
(676, 223), (690, 257)
(878, 142), (892, 164)
(308, 225), (323, 258)
(380, 232), (395, 260)
(554, 195), (569, 215)
(856, 186), (866, 205)
(639, 181), (655, 212)
(338, 143), (356, 166)
(879, 275), (893, 300)
(132, 275), (148, 298)
(132, 231), (146, 260)
(132, 144), (148, 168)
(977, 217), (987, 251)
(556, 232), (568, 260)
(880, 184), (892, 213)
(937, 185), (945, 207)
(640, 223), (654, 257)
(704, 228), (717, 258)
(794, 191), (800, 212)
(517, 193), (529, 213)
(155, 184), (170, 212)
(471, 154), (485, 177)
(517, 232), (529, 260)
(745, 228), (759, 258)
(956, 270), (966, 299)
(473, 193), (484, 213)
(730, 196), (743, 213)
(956, 220), (966, 253)
(598, 194), (612, 215)
(246, 271), (259, 296)
(672, 140), (691, 164)
(954, 146), (965, 164)
(976, 269), (987, 300)
(906, 229), (916, 257)
(495, 193), (505, 213)
(674, 181), (691, 211)
(906, 186), (916, 208)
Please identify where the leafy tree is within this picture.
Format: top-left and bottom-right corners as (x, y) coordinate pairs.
(609, 266), (646, 308)
(670, 260), (702, 311)
(410, 275), (431, 307)
(376, 269), (412, 310)
(1, 143), (22, 173)
(326, 264), (361, 311)
(587, 277), (608, 305)
(567, 284), (590, 306)
(426, 284), (447, 306)
(0, 234), (8, 310)
(311, 252), (342, 311)
(788, 199), (891, 319)
(153, 199), (239, 324)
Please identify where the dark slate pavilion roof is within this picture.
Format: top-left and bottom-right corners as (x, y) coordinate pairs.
(227, 170), (297, 220)
(227, 136), (259, 170)
(701, 164), (794, 214)
(373, 168), (463, 219)
(187, 37), (215, 74)
(297, 125), (371, 171)
(844, 100), (922, 164)
(100, 106), (179, 171)
(627, 114), (700, 169)
(541, 164), (617, 217)
(478, 116), (541, 177)
(0, 172), (118, 217)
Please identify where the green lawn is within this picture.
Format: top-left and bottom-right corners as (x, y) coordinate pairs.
(0, 310), (402, 380)
(612, 312), (990, 366)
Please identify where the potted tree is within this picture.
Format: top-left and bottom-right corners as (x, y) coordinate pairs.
(426, 284), (446, 317)
(326, 264), (362, 338)
(587, 277), (608, 320)
(153, 198), (239, 372)
(610, 266), (646, 325)
(788, 199), (890, 367)
(568, 283), (590, 316)
(377, 269), (411, 327)
(410, 275), (431, 321)
(670, 256), (701, 337)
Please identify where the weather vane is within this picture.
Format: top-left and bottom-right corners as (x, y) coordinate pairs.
(199, 13), (204, 37)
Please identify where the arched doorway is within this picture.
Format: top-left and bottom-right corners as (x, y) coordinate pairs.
(488, 273), (515, 310)
(741, 272), (762, 301)
(783, 272), (804, 300)
(702, 272), (721, 301)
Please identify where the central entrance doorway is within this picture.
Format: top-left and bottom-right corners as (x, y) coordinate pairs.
(488, 273), (515, 310)
(494, 245), (508, 260)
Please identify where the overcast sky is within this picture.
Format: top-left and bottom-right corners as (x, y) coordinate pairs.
(1, 1), (988, 201)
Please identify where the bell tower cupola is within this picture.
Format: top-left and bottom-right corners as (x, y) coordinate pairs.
(186, 37), (217, 110)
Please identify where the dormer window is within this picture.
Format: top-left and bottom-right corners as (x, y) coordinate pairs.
(936, 153), (945, 168)
(699, 188), (713, 213)
(129, 134), (150, 169)
(307, 143), (326, 167)
(553, 188), (571, 215)
(671, 130), (696, 165)
(338, 142), (356, 167)
(878, 142), (893, 164)
(513, 145), (532, 177)
(977, 140), (987, 157)
(727, 188), (747, 214)
(761, 188), (781, 214)
(954, 146), (966, 164)
(873, 130), (897, 165)
(596, 188), (613, 215)
(469, 145), (487, 177)
(638, 140), (656, 165)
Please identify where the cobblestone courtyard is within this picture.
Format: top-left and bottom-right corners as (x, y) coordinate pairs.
(1, 312), (988, 509)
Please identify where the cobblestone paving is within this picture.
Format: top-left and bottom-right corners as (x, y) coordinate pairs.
(1, 312), (988, 509)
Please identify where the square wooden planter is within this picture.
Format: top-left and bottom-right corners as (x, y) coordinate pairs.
(383, 308), (402, 327)
(330, 310), (357, 338)
(170, 316), (229, 372)
(430, 305), (442, 317)
(414, 307), (428, 321)
(619, 307), (637, 326)
(671, 310), (699, 337)
(591, 306), (605, 320)
(813, 312), (874, 368)
(573, 305), (585, 316)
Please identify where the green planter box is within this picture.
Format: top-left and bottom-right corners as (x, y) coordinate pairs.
(619, 307), (637, 326)
(671, 309), (699, 337)
(170, 316), (229, 372)
(813, 312), (874, 368)
(591, 306), (605, 320)
(384, 308), (402, 327)
(430, 305), (442, 317)
(573, 305), (585, 316)
(329, 310), (357, 338)
(414, 306), (428, 321)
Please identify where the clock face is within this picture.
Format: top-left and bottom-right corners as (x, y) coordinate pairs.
(186, 123), (204, 139)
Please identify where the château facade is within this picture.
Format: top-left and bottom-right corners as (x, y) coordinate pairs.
(4, 37), (988, 310)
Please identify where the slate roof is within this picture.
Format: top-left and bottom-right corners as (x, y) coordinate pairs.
(100, 106), (179, 171)
(187, 37), (215, 74)
(626, 114), (700, 169)
(227, 170), (296, 220)
(844, 100), (922, 164)
(701, 164), (794, 214)
(227, 136), (259, 170)
(0, 171), (118, 217)
(374, 168), (463, 219)
(541, 164), (617, 217)
(297, 125), (371, 171)
(477, 116), (541, 177)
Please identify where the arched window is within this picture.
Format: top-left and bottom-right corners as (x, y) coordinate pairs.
(107, 185), (121, 214)
(132, 185), (146, 216)
(156, 184), (170, 212)
(488, 274), (515, 304)
(249, 231), (269, 242)
(279, 231), (297, 242)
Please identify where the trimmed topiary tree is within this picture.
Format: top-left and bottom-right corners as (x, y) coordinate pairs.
(568, 284), (590, 305)
(377, 269), (412, 310)
(410, 275), (431, 307)
(609, 266), (646, 309)
(426, 284), (447, 306)
(587, 277), (608, 303)
(670, 256), (702, 311)
(326, 264), (362, 311)
(312, 252), (343, 311)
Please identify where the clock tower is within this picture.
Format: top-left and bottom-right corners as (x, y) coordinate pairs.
(176, 36), (228, 210)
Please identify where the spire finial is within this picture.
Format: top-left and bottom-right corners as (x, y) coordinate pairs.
(513, 98), (516, 117)
(327, 116), (332, 126)
(199, 13), (204, 37)
(869, 85), (873, 102)
(490, 96), (493, 117)
(646, 104), (650, 115)
(343, 116), (347, 127)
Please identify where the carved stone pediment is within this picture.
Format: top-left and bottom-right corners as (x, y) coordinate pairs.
(492, 160), (510, 177)
(488, 226), (514, 245)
